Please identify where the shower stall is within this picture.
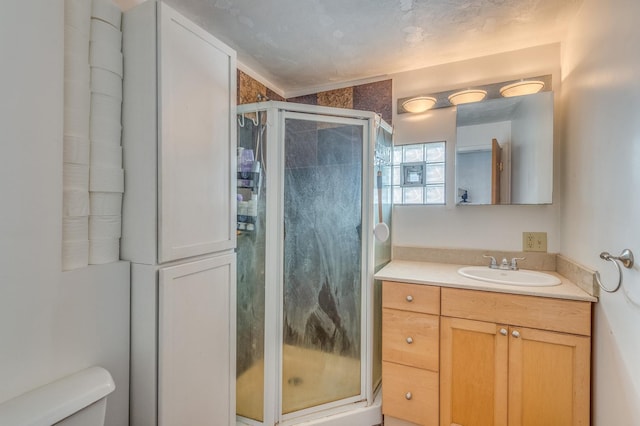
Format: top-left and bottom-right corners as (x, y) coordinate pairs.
(235, 101), (393, 425)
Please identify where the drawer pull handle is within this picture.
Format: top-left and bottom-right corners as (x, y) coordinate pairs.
(512, 330), (520, 338)
(406, 337), (413, 344)
(406, 295), (413, 302)
(405, 392), (412, 400)
(499, 328), (508, 336)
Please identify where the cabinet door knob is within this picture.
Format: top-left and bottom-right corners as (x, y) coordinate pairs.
(499, 328), (508, 336)
(512, 330), (520, 338)
(406, 337), (413, 344)
(405, 392), (412, 400)
(406, 295), (413, 302)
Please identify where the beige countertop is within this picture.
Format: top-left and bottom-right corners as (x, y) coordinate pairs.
(375, 260), (597, 302)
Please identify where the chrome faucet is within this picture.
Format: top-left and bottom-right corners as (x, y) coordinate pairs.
(482, 255), (498, 269)
(499, 258), (510, 270)
(510, 257), (526, 270)
(483, 255), (526, 270)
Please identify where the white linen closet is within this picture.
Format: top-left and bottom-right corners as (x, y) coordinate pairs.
(121, 1), (236, 424)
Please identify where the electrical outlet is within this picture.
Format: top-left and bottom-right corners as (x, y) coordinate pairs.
(522, 232), (547, 252)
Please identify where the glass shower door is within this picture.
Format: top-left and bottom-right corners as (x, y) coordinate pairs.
(236, 116), (267, 422)
(281, 114), (365, 415)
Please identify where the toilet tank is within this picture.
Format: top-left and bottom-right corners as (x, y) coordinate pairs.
(0, 367), (115, 426)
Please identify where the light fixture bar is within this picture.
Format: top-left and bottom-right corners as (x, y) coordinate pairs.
(397, 74), (552, 114)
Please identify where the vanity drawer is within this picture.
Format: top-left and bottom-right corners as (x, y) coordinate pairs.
(383, 281), (440, 315)
(441, 288), (592, 336)
(382, 361), (438, 426)
(382, 308), (439, 371)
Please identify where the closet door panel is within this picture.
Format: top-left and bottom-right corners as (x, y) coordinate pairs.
(158, 254), (236, 425)
(158, 3), (236, 263)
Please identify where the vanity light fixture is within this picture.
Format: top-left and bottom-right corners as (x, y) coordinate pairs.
(396, 74), (551, 114)
(500, 80), (545, 97)
(448, 89), (487, 106)
(401, 96), (437, 113)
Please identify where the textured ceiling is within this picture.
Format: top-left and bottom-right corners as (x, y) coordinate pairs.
(117, 0), (583, 96)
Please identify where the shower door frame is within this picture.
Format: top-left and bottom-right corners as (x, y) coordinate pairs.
(277, 110), (372, 424)
(236, 101), (381, 426)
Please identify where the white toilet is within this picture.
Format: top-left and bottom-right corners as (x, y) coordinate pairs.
(0, 366), (115, 426)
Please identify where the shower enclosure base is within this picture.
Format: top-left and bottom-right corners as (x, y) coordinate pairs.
(237, 391), (382, 426)
(237, 345), (361, 419)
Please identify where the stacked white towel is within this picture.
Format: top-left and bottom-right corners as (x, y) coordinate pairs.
(62, 0), (91, 271)
(89, 0), (123, 265)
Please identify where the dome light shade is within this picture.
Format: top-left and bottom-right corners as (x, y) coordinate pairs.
(448, 89), (487, 105)
(500, 80), (545, 97)
(402, 96), (437, 113)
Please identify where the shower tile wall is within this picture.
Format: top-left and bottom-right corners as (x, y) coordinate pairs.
(285, 120), (318, 168)
(237, 69), (285, 105)
(288, 81), (392, 124)
(317, 87), (353, 109)
(353, 79), (392, 124)
(236, 70), (392, 124)
(286, 93), (318, 105)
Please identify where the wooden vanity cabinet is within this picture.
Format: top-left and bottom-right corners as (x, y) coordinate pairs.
(382, 281), (440, 426)
(440, 317), (508, 426)
(382, 282), (592, 426)
(441, 288), (592, 426)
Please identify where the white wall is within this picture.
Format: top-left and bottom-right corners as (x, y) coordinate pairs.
(0, 2), (130, 425)
(456, 121), (511, 151)
(561, 0), (640, 423)
(391, 44), (562, 251)
(114, 0), (143, 12)
(511, 92), (554, 203)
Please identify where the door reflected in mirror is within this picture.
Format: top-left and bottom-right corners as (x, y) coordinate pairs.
(455, 91), (553, 205)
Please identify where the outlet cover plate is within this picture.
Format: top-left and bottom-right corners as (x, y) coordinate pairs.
(523, 232), (547, 252)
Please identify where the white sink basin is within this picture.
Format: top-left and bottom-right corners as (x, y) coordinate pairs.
(458, 266), (562, 287)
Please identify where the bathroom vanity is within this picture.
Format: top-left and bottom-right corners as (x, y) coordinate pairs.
(376, 260), (595, 426)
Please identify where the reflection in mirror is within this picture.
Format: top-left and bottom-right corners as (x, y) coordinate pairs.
(455, 91), (553, 205)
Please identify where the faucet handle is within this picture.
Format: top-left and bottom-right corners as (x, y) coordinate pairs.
(483, 254), (498, 269)
(510, 257), (526, 270)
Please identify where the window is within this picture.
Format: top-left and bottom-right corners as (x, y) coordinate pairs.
(392, 142), (446, 204)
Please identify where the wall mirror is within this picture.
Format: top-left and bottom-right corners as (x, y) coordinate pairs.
(455, 91), (553, 205)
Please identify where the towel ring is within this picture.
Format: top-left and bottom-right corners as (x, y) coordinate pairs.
(595, 249), (634, 293)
